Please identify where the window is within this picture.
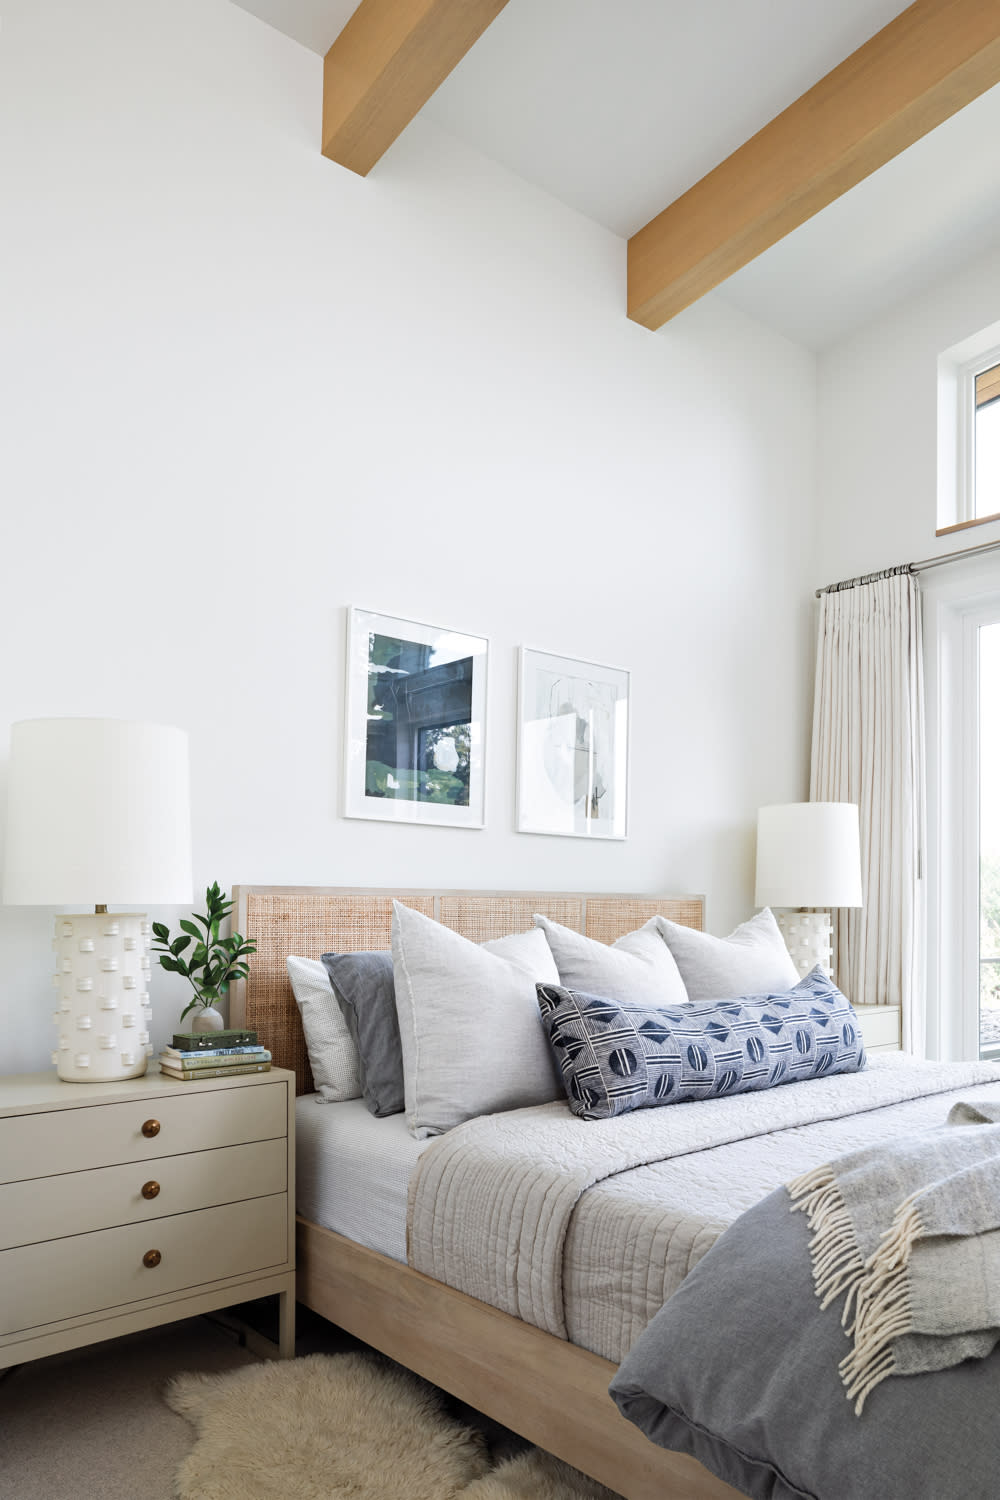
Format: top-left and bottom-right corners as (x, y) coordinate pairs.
(926, 583), (1000, 1061)
(980, 620), (1000, 1060)
(937, 324), (1000, 533)
(975, 362), (1000, 525)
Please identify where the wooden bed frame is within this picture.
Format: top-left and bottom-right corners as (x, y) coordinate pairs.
(231, 885), (742, 1500)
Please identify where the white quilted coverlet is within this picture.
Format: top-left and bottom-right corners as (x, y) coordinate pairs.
(407, 1056), (1000, 1358)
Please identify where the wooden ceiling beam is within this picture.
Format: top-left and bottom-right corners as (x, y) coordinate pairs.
(322, 0), (510, 176)
(628, 0), (1000, 331)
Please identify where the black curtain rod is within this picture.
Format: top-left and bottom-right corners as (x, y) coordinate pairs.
(815, 533), (1000, 597)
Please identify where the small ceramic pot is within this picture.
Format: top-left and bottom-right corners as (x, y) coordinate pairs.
(190, 1005), (226, 1033)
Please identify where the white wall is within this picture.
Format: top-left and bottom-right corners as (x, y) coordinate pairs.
(817, 244), (1000, 585)
(0, 0), (818, 1075)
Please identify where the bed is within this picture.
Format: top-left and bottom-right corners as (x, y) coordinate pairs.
(229, 884), (1000, 1500)
(231, 884), (740, 1500)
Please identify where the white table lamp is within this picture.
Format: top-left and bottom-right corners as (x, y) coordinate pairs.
(754, 802), (863, 980)
(3, 718), (193, 1082)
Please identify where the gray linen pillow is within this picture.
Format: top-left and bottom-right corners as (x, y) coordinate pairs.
(321, 951), (403, 1118)
(655, 907), (798, 1003)
(533, 914), (688, 1008)
(392, 903), (562, 1139)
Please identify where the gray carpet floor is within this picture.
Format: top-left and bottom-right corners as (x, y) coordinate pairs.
(0, 1316), (260, 1499)
(0, 1302), (543, 1499)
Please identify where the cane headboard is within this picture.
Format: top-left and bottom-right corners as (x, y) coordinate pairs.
(230, 885), (704, 1095)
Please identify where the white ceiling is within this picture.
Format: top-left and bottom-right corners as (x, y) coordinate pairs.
(231, 0), (1000, 350)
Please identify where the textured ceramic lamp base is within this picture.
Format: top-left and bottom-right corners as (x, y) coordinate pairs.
(51, 912), (153, 1082)
(775, 910), (833, 981)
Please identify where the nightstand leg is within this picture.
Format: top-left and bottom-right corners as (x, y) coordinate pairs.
(277, 1288), (296, 1359)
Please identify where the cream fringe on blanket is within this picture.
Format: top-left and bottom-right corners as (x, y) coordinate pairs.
(788, 1165), (926, 1412)
(788, 1100), (1000, 1415)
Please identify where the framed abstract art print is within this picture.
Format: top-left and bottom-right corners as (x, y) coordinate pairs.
(516, 647), (629, 839)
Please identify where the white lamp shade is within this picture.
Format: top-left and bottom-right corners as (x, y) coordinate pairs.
(3, 718), (193, 906)
(754, 802), (863, 910)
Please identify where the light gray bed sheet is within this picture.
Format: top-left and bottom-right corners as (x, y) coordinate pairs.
(294, 1094), (432, 1262)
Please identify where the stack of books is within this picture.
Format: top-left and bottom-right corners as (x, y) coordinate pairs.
(158, 1029), (271, 1081)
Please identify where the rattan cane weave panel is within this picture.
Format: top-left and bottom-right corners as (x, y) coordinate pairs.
(234, 887), (704, 1095)
(239, 891), (435, 1094)
(585, 897), (703, 945)
(439, 896), (584, 943)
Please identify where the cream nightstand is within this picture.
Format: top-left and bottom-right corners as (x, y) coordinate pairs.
(853, 1004), (902, 1053)
(0, 1067), (295, 1370)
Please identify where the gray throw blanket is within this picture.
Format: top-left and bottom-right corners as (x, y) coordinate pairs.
(788, 1098), (1000, 1413)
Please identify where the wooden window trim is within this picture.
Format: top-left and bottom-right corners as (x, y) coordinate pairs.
(936, 510), (1000, 538)
(976, 363), (1000, 409)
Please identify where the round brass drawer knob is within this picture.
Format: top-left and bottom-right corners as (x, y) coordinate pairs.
(141, 1180), (160, 1200)
(143, 1249), (162, 1269)
(141, 1119), (160, 1139)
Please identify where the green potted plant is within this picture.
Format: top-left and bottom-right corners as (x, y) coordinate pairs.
(151, 882), (256, 1032)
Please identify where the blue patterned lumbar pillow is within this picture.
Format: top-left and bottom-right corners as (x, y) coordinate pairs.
(536, 967), (866, 1120)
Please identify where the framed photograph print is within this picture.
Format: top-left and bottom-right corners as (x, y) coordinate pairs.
(345, 607), (488, 828)
(516, 648), (629, 840)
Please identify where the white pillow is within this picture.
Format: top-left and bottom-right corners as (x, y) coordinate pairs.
(654, 908), (799, 1003)
(532, 914), (689, 1008)
(391, 902), (562, 1139)
(286, 955), (363, 1102)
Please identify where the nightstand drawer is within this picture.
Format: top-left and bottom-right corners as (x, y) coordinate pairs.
(854, 1004), (902, 1052)
(0, 1082), (286, 1183)
(0, 1193), (288, 1336)
(0, 1137), (287, 1251)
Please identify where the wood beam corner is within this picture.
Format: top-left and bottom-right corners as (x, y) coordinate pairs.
(322, 0), (510, 177)
(628, 0), (1000, 331)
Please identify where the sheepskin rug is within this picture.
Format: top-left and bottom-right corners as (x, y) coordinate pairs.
(166, 1352), (619, 1499)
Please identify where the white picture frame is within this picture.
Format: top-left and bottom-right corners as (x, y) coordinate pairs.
(344, 607), (488, 828)
(516, 647), (629, 840)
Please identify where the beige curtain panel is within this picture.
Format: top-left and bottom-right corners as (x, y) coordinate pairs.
(811, 574), (925, 1053)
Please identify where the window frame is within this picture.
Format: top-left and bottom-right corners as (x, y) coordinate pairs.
(938, 341), (1000, 534)
(971, 360), (1000, 529)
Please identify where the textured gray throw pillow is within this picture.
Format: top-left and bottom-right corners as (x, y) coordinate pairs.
(392, 902), (562, 1139)
(321, 950), (403, 1117)
(655, 907), (798, 1003)
(533, 915), (689, 1008)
